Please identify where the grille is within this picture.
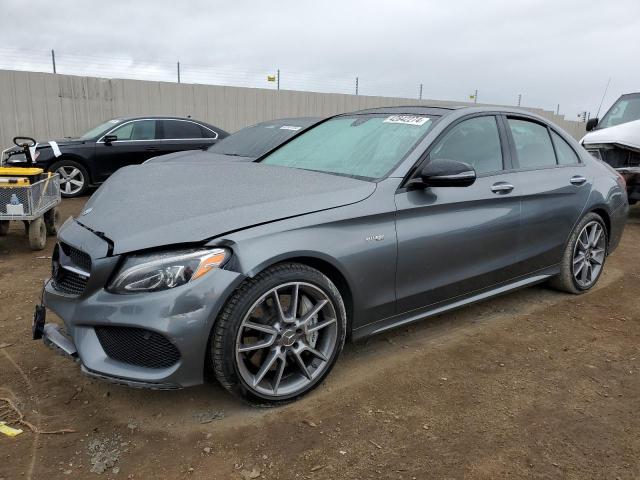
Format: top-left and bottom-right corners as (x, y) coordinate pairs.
(95, 326), (181, 369)
(52, 270), (87, 295)
(51, 243), (91, 296)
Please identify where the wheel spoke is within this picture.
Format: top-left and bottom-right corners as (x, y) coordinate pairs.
(272, 357), (286, 394)
(289, 283), (299, 319)
(243, 321), (277, 335)
(573, 253), (585, 265)
(291, 349), (312, 380)
(581, 261), (589, 283)
(253, 349), (279, 387)
(303, 344), (328, 362)
(238, 337), (275, 353)
(308, 317), (337, 333)
(69, 179), (83, 187)
(272, 289), (286, 321)
(69, 168), (80, 179)
(298, 299), (328, 328)
(63, 182), (72, 194)
(574, 260), (585, 276)
(591, 226), (603, 247)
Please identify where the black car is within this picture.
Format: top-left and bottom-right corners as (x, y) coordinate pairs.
(145, 117), (320, 165)
(2, 117), (228, 197)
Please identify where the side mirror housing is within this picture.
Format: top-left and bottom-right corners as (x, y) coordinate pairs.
(103, 134), (118, 145)
(586, 118), (598, 132)
(411, 158), (476, 188)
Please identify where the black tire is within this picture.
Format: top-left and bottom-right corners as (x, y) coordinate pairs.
(49, 160), (89, 198)
(28, 217), (47, 250)
(0, 221), (9, 236)
(212, 263), (347, 406)
(549, 212), (608, 294)
(44, 207), (60, 235)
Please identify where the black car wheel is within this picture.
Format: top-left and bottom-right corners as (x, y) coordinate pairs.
(550, 212), (607, 294)
(212, 263), (346, 405)
(50, 160), (89, 198)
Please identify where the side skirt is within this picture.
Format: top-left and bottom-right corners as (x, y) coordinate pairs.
(352, 265), (559, 341)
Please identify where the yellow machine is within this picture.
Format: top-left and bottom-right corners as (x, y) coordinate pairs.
(0, 139), (61, 250)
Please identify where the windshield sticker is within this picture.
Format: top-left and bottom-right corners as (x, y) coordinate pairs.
(48, 141), (62, 157)
(383, 115), (430, 126)
(280, 125), (302, 131)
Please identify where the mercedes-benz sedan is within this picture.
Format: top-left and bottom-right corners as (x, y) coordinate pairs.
(35, 106), (629, 405)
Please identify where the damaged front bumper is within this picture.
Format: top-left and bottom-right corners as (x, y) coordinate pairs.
(36, 218), (244, 390)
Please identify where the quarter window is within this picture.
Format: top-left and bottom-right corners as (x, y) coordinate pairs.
(551, 131), (580, 165)
(508, 119), (556, 169)
(161, 120), (204, 139)
(430, 116), (503, 174)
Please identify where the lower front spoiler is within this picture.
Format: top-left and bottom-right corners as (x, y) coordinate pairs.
(41, 323), (182, 390)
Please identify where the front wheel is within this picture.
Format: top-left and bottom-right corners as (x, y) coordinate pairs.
(50, 160), (89, 198)
(212, 263), (347, 405)
(549, 212), (608, 294)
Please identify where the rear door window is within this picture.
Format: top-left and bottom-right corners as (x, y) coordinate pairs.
(161, 120), (204, 139)
(508, 119), (556, 169)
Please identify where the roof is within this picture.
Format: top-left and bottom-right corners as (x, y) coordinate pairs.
(348, 105), (461, 116)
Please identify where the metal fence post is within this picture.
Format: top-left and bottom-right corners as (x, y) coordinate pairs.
(277, 69), (280, 90)
(355, 77), (359, 95)
(51, 49), (56, 74)
(177, 62), (181, 83)
(419, 83), (423, 100)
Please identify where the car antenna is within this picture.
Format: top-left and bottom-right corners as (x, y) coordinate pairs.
(595, 77), (611, 119)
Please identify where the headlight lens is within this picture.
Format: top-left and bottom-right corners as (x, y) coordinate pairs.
(108, 248), (229, 294)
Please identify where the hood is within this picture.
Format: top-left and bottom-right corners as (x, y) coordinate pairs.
(145, 150), (253, 165)
(78, 162), (376, 255)
(582, 119), (640, 151)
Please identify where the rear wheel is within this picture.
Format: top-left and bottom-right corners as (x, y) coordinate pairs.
(212, 263), (346, 405)
(549, 212), (607, 294)
(50, 160), (89, 198)
(28, 217), (47, 250)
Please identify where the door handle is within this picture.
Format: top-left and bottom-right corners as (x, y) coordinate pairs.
(146, 146), (159, 152)
(570, 175), (587, 185)
(490, 182), (514, 194)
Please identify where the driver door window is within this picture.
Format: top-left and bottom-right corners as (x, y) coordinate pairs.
(430, 116), (503, 174)
(110, 120), (157, 141)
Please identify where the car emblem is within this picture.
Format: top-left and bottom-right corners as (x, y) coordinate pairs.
(82, 207), (93, 216)
(365, 234), (385, 242)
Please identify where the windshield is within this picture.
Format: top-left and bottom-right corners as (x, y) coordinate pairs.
(208, 121), (311, 158)
(260, 114), (435, 180)
(79, 119), (123, 139)
(598, 93), (640, 129)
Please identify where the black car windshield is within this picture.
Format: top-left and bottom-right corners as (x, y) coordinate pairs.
(260, 114), (435, 180)
(79, 119), (123, 139)
(208, 121), (313, 158)
(598, 93), (640, 129)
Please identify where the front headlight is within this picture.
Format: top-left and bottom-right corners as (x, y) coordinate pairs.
(108, 248), (229, 294)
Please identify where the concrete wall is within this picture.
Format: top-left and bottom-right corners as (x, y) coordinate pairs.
(0, 69), (586, 149)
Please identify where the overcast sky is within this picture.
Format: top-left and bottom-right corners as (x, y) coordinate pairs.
(1, 0), (638, 120)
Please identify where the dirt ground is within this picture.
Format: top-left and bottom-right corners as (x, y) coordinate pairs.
(1, 198), (639, 480)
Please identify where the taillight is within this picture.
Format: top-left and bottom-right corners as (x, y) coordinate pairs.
(616, 171), (627, 189)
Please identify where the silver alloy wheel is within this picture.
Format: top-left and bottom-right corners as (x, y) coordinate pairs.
(235, 282), (338, 398)
(572, 220), (606, 288)
(56, 165), (85, 195)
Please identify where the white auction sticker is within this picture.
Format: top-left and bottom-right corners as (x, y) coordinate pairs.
(280, 125), (302, 131)
(48, 141), (62, 157)
(383, 115), (429, 126)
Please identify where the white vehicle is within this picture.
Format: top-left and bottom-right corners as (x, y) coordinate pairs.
(582, 92), (640, 204)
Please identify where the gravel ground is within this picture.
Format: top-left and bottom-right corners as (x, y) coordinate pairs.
(1, 198), (639, 479)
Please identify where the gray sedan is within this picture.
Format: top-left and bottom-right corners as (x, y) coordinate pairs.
(36, 106), (629, 405)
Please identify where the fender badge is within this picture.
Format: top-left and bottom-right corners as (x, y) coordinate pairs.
(365, 234), (385, 242)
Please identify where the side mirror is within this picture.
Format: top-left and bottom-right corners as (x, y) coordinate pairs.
(103, 134), (118, 145)
(586, 118), (598, 132)
(413, 158), (476, 188)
